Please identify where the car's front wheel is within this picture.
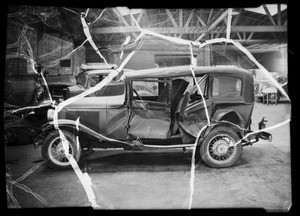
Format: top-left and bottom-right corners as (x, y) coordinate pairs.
(199, 126), (242, 168)
(42, 129), (81, 169)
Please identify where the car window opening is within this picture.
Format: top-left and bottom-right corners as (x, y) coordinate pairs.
(213, 76), (242, 98)
(132, 80), (170, 105)
(186, 75), (208, 105)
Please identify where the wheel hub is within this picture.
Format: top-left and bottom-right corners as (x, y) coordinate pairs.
(56, 143), (67, 156)
(212, 140), (229, 156)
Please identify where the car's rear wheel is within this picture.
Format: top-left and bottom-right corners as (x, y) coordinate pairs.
(199, 126), (242, 168)
(42, 130), (81, 169)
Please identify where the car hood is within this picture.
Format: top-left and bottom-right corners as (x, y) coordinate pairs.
(63, 94), (125, 109)
(45, 75), (76, 87)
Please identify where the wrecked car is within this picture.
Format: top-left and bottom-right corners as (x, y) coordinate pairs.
(34, 65), (272, 169)
(4, 63), (53, 145)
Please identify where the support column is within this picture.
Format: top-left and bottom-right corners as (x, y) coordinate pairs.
(197, 44), (211, 66)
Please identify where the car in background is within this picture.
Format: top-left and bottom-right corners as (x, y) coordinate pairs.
(4, 62), (52, 145)
(65, 63), (133, 98)
(35, 65), (272, 169)
(255, 72), (288, 103)
(45, 74), (76, 103)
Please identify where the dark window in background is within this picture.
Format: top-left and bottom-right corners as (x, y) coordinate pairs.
(60, 59), (71, 67)
(155, 55), (196, 67)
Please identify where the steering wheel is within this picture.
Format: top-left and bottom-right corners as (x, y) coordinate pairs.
(133, 89), (143, 100)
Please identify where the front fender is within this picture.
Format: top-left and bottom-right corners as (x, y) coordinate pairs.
(34, 119), (132, 149)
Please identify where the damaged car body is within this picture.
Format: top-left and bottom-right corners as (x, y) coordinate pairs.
(34, 65), (272, 169)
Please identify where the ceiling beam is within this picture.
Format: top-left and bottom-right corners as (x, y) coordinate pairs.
(179, 9), (183, 37)
(92, 25), (286, 35)
(184, 9), (195, 27)
(136, 9), (144, 24)
(226, 8), (233, 39)
(196, 9), (229, 41)
(113, 8), (137, 37)
(277, 4), (281, 26)
(262, 4), (276, 26)
(165, 9), (178, 27)
(247, 32), (254, 40)
(232, 8), (243, 26)
(195, 13), (207, 27)
(179, 9), (183, 27)
(207, 9), (214, 24)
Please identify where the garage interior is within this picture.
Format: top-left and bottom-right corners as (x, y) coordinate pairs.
(4, 4), (291, 211)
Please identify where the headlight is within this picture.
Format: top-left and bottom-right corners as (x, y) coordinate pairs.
(47, 109), (55, 121)
(36, 86), (45, 100)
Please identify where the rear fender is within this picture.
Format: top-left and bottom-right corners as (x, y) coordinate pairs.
(197, 121), (245, 147)
(212, 109), (245, 129)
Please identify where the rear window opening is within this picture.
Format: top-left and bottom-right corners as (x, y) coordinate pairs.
(213, 76), (242, 98)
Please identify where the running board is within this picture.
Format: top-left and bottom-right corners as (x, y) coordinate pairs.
(143, 144), (195, 149)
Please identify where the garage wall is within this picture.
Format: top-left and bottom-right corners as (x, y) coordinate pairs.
(120, 51), (156, 70)
(110, 47), (211, 70)
(6, 20), (85, 77)
(254, 49), (287, 74)
(6, 21), (38, 76)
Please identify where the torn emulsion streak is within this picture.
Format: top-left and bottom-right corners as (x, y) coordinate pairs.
(58, 130), (102, 208)
(199, 38), (289, 100)
(186, 42), (212, 210)
(137, 27), (289, 209)
(51, 8), (145, 209)
(80, 11), (110, 68)
(6, 161), (49, 207)
(7, 185), (21, 208)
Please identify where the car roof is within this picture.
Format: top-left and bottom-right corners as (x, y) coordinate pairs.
(124, 65), (250, 79)
(84, 68), (133, 75)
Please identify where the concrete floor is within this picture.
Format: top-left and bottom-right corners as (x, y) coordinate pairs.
(5, 101), (291, 211)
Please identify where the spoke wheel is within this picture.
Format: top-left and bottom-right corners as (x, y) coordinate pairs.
(42, 130), (81, 169)
(199, 126), (242, 168)
(207, 134), (237, 164)
(48, 137), (74, 167)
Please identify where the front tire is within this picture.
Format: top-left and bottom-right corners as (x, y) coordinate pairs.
(42, 130), (81, 169)
(199, 126), (242, 168)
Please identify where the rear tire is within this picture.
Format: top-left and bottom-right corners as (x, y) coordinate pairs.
(199, 126), (242, 168)
(42, 129), (81, 169)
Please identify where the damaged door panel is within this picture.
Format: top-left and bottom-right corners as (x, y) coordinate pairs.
(177, 75), (213, 138)
(128, 79), (171, 139)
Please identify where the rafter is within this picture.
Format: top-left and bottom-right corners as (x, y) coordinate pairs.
(136, 9), (144, 24)
(165, 9), (178, 27)
(226, 8), (232, 39)
(179, 9), (183, 27)
(114, 8), (137, 37)
(236, 33), (242, 40)
(196, 9), (228, 41)
(262, 4), (276, 26)
(195, 13), (206, 27)
(184, 9), (195, 27)
(179, 9), (183, 37)
(207, 9), (214, 24)
(277, 4), (281, 26)
(92, 25), (287, 34)
(247, 32), (254, 40)
(232, 8), (243, 26)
